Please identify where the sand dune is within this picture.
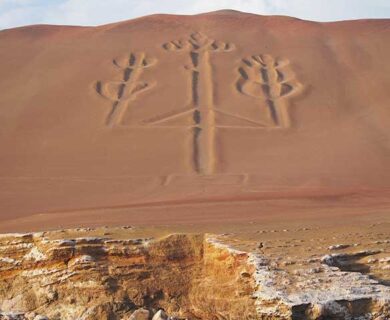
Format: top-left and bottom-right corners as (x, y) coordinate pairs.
(0, 11), (389, 231)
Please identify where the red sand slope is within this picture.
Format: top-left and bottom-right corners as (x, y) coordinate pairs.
(0, 11), (389, 231)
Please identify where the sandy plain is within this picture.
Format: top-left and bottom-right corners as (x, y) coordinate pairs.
(0, 10), (388, 237)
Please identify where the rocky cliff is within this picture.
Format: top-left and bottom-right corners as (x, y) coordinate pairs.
(0, 230), (389, 319)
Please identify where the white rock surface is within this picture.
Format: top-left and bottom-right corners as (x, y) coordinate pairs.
(152, 310), (168, 320)
(129, 308), (150, 320)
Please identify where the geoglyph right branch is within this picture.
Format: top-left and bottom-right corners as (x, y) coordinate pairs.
(237, 54), (303, 128)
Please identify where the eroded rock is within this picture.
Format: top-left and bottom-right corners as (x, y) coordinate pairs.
(0, 231), (389, 319)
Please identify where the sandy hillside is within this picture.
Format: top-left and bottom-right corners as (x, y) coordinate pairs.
(0, 10), (389, 232)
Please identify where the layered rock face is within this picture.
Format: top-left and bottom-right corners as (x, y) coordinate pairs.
(0, 232), (256, 320)
(0, 230), (389, 320)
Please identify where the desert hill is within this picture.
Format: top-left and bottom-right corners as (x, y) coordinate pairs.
(0, 11), (389, 231)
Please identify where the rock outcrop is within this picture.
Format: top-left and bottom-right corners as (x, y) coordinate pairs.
(0, 230), (389, 319)
(0, 232), (256, 319)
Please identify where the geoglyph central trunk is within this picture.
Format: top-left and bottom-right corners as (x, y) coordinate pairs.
(192, 49), (216, 174)
(163, 32), (235, 175)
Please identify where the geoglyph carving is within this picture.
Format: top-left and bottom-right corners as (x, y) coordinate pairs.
(95, 37), (304, 176)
